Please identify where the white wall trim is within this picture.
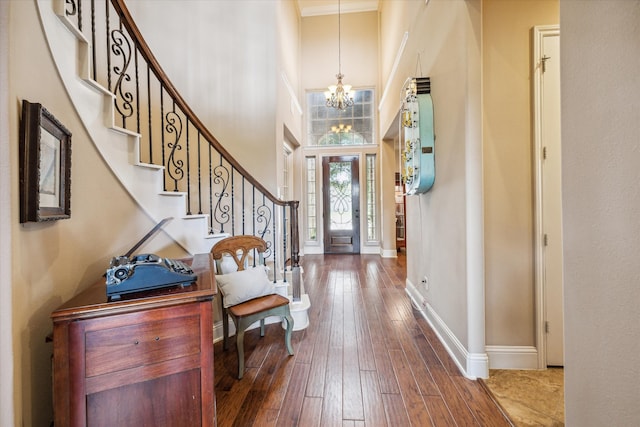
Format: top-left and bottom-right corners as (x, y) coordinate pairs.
(380, 248), (398, 258)
(405, 279), (488, 379)
(533, 24), (560, 370)
(299, 1), (379, 17)
(486, 345), (540, 370)
(281, 71), (303, 116)
(303, 244), (323, 254)
(378, 31), (409, 111)
(467, 352), (490, 378)
(464, 5), (486, 379)
(361, 245), (381, 255)
(303, 244), (382, 256)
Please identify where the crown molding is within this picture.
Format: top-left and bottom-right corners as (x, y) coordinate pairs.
(299, 1), (379, 17)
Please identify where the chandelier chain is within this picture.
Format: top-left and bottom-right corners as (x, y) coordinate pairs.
(325, 0), (354, 111)
(338, 0), (341, 74)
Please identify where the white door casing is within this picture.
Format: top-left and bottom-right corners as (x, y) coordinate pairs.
(533, 25), (564, 367)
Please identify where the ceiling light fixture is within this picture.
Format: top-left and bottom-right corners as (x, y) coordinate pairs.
(331, 123), (352, 133)
(324, 0), (354, 111)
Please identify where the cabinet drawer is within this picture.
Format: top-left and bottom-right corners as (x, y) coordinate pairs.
(85, 315), (200, 377)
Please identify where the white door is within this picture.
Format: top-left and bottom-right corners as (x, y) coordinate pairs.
(538, 28), (564, 366)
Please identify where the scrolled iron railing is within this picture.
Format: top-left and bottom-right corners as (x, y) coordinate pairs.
(62, 0), (301, 298)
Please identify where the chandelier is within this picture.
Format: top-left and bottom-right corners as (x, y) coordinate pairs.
(324, 0), (354, 111)
(331, 123), (352, 133)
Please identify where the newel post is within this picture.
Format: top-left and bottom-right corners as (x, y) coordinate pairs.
(289, 201), (301, 302)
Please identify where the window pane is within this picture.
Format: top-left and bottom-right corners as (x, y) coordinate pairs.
(328, 161), (353, 231)
(366, 154), (377, 241)
(307, 89), (375, 146)
(306, 156), (317, 241)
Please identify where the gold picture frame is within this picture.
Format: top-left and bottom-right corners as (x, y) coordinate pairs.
(19, 101), (72, 222)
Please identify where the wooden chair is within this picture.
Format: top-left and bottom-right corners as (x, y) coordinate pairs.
(211, 235), (294, 379)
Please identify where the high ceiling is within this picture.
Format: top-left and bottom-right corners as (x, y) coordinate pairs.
(297, 0), (379, 17)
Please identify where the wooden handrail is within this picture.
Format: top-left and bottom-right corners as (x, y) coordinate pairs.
(58, 0), (302, 286)
(110, 0), (285, 207)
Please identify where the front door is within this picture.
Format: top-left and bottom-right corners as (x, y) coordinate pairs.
(322, 156), (360, 254)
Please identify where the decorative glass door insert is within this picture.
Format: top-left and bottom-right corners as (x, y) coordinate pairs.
(322, 156), (360, 253)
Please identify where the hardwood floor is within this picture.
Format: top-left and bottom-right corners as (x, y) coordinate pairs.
(214, 254), (512, 426)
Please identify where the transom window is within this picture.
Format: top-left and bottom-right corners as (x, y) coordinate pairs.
(306, 89), (375, 146)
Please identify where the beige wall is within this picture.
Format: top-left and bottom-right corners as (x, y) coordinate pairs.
(561, 0), (640, 424)
(276, 0), (303, 197)
(127, 1), (281, 194)
(1, 1), (13, 425)
(301, 11), (378, 91)
(8, 2), (187, 425)
(379, 0), (479, 351)
(380, 136), (399, 255)
(5, 0), (639, 425)
(300, 10), (380, 252)
(379, 0), (561, 370)
(127, 0), (304, 200)
(482, 0), (558, 346)
(378, 0), (561, 367)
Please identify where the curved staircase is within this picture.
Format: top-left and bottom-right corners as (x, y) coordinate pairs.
(38, 0), (223, 254)
(36, 0), (310, 330)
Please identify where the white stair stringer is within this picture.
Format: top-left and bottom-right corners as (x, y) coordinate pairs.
(37, 0), (220, 255)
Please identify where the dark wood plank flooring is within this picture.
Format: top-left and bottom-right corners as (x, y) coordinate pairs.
(214, 254), (511, 426)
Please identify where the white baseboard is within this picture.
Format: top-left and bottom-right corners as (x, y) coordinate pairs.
(404, 281), (540, 371)
(380, 248), (398, 258)
(361, 245), (381, 254)
(405, 279), (489, 379)
(303, 245), (323, 255)
(486, 345), (539, 370)
(303, 244), (382, 255)
(213, 320), (224, 343)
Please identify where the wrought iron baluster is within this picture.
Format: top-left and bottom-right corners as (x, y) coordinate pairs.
(65, 0), (77, 20)
(256, 195), (270, 240)
(213, 158), (230, 232)
(282, 204), (288, 278)
(106, 1), (111, 92)
(271, 199), (277, 277)
(134, 47), (140, 134)
(208, 145), (214, 233)
(256, 194), (272, 258)
(242, 177), (246, 235)
(77, 0), (82, 31)
(252, 186), (256, 236)
(185, 121), (191, 213)
(146, 64), (152, 163)
(111, 23), (134, 128)
(165, 106), (184, 192)
(290, 200), (301, 301)
(160, 88), (166, 191)
(91, 0), (96, 81)
(197, 132), (203, 215)
(231, 167), (235, 235)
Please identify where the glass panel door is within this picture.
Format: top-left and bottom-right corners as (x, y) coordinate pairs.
(322, 156), (360, 253)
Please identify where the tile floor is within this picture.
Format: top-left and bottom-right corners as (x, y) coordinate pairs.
(481, 368), (565, 426)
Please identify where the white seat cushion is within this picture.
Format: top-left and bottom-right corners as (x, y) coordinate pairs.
(216, 265), (275, 308)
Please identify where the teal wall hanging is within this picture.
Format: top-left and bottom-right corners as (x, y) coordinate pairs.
(400, 77), (435, 195)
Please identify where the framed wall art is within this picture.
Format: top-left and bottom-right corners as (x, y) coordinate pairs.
(19, 101), (72, 223)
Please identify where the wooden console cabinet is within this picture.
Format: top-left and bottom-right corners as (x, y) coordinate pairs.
(51, 253), (216, 427)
